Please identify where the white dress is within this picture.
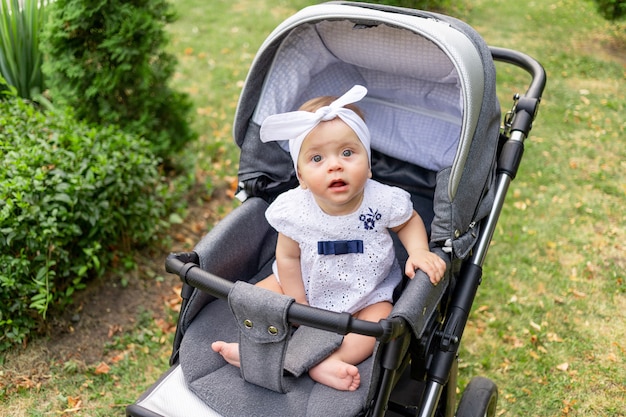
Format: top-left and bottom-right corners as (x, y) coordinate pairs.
(265, 179), (413, 314)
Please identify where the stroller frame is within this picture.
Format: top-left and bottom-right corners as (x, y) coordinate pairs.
(127, 3), (546, 417)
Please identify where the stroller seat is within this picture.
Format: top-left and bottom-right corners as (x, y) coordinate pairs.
(180, 285), (379, 416)
(127, 2), (546, 417)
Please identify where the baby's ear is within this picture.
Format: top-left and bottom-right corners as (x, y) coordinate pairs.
(368, 168), (372, 179)
(298, 173), (308, 189)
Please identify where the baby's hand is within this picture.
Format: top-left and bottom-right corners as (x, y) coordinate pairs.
(405, 249), (446, 285)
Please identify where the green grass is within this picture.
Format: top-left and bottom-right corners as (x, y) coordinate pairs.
(459, 0), (626, 415)
(1, 310), (174, 416)
(2, 0), (625, 415)
(165, 0), (316, 196)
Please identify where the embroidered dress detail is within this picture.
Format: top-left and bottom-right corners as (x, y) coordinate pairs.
(317, 240), (364, 255)
(359, 208), (382, 230)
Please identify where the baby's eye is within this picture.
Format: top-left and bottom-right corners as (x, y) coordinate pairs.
(311, 155), (322, 163)
(342, 149), (353, 157)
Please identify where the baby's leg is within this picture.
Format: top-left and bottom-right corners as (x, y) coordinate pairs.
(308, 355), (361, 391)
(255, 274), (284, 294)
(308, 301), (393, 391)
(211, 341), (240, 367)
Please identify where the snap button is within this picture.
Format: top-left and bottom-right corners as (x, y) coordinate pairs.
(454, 229), (461, 238)
(267, 326), (279, 336)
(244, 319), (253, 329)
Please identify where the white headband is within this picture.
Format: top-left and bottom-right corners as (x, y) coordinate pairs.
(260, 85), (371, 176)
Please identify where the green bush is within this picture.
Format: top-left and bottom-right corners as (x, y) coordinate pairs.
(0, 0), (48, 100)
(0, 97), (169, 350)
(40, 0), (196, 160)
(594, 0), (626, 20)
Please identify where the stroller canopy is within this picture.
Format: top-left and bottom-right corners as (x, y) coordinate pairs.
(233, 2), (501, 257)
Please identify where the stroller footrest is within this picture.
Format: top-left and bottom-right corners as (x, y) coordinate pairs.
(284, 326), (343, 377)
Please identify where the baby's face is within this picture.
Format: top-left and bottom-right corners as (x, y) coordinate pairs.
(297, 118), (371, 216)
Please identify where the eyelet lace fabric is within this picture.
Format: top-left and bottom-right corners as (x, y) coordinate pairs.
(265, 179), (413, 314)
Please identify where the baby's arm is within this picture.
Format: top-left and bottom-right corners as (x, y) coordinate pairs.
(392, 211), (446, 284)
(275, 232), (308, 304)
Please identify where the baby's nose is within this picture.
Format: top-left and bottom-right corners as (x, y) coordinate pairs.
(327, 156), (343, 171)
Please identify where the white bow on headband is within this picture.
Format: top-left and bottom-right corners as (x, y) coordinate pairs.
(260, 85), (371, 175)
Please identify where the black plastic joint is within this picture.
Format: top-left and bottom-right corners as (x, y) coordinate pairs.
(511, 96), (539, 136)
(381, 332), (410, 370)
(498, 139), (524, 179)
(181, 282), (195, 300)
(335, 311), (354, 335)
(439, 313), (461, 351)
(179, 262), (199, 286)
(165, 251), (199, 273)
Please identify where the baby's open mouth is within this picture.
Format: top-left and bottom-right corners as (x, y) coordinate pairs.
(329, 179), (347, 188)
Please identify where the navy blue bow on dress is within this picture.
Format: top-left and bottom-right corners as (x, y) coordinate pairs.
(317, 240), (364, 255)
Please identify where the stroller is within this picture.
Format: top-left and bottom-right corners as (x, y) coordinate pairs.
(127, 2), (546, 416)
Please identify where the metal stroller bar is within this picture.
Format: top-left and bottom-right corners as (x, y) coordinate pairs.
(417, 48), (546, 417)
(473, 46), (546, 268)
(165, 254), (406, 342)
(490, 47), (547, 103)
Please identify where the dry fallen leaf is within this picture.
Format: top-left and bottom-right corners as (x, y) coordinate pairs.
(108, 324), (123, 338)
(66, 395), (82, 412)
(476, 305), (490, 313)
(547, 332), (563, 343)
(155, 318), (176, 334)
(165, 286), (183, 312)
(561, 398), (577, 415)
(580, 95), (591, 105)
(191, 220), (206, 234)
(556, 362), (569, 372)
(94, 362), (110, 375)
(110, 351), (126, 364)
(530, 334), (539, 346)
(502, 334), (524, 348)
(513, 201), (527, 210)
(16, 376), (36, 390)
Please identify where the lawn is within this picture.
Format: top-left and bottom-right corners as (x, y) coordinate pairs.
(1, 0), (624, 416)
(458, 1), (626, 415)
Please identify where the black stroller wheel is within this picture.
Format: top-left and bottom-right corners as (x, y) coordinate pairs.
(456, 376), (498, 417)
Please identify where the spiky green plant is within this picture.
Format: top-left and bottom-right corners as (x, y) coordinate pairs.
(0, 0), (48, 100)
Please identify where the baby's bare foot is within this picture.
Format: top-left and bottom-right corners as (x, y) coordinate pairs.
(309, 358), (361, 391)
(211, 341), (241, 368)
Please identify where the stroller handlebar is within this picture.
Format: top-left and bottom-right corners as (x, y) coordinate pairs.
(490, 46), (546, 101)
(166, 253), (404, 341)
